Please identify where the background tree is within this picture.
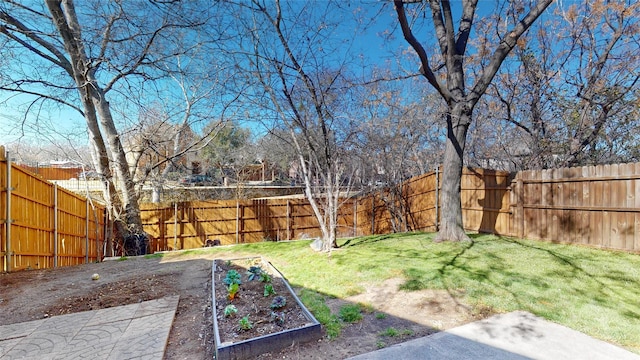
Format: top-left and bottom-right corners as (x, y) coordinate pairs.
(255, 127), (300, 185)
(354, 74), (443, 232)
(393, 0), (553, 241)
(470, 1), (640, 170)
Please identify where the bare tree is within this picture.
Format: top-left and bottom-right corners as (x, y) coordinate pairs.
(220, 0), (362, 250)
(394, 0), (553, 241)
(0, 0), (219, 250)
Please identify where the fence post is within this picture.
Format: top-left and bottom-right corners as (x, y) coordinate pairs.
(173, 202), (178, 250)
(4, 149), (12, 272)
(85, 199), (89, 264)
(371, 194), (375, 235)
(435, 166), (440, 232)
(286, 200), (291, 241)
(53, 183), (58, 268)
(516, 177), (524, 239)
(102, 210), (108, 259)
(94, 205), (99, 261)
(236, 200), (240, 244)
(353, 198), (357, 237)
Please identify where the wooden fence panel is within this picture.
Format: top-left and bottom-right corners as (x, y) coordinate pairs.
(354, 196), (374, 236)
(1, 147), (105, 272)
(635, 163), (640, 251)
(404, 171), (438, 232)
(460, 168), (512, 235)
(9, 165), (55, 270)
(511, 162), (640, 252)
(15, 165), (83, 181)
(140, 197), (358, 251)
(0, 154), (6, 272)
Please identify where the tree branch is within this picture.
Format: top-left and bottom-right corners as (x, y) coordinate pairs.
(394, 0), (451, 101)
(0, 11), (73, 75)
(469, 0), (553, 107)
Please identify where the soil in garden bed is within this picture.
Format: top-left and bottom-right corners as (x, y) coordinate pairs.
(214, 258), (312, 344)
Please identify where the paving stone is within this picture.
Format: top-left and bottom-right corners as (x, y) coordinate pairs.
(0, 338), (23, 358)
(86, 304), (139, 326)
(133, 296), (180, 318)
(0, 296), (179, 360)
(0, 320), (44, 340)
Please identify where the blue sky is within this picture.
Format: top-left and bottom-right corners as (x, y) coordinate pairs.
(0, 1), (578, 146)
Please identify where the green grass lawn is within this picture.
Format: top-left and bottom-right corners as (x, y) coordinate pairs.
(162, 233), (640, 353)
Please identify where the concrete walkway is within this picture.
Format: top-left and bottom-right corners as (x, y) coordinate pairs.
(348, 311), (640, 360)
(0, 296), (179, 360)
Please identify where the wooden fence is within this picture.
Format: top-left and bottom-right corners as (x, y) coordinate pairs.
(140, 162), (640, 253)
(1, 147), (106, 272)
(141, 167), (514, 251)
(511, 163), (640, 251)
(140, 198), (357, 250)
(357, 168), (513, 236)
(15, 164), (83, 181)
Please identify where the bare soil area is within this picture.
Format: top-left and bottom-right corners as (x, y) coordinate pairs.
(0, 252), (481, 359)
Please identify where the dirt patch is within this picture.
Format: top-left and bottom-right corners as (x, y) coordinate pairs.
(0, 252), (480, 359)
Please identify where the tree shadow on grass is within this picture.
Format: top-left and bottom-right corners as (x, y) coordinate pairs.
(501, 237), (640, 309)
(341, 233), (417, 248)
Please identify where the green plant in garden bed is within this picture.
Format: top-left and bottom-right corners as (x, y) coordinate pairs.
(224, 305), (238, 317)
(227, 283), (239, 300)
(298, 289), (341, 339)
(196, 233), (640, 353)
(264, 284), (276, 297)
(239, 315), (253, 331)
(270, 311), (285, 326)
(259, 272), (272, 283)
(270, 295), (287, 309)
(223, 270), (242, 286)
(380, 327), (399, 337)
(379, 327), (414, 337)
(339, 304), (363, 323)
(247, 266), (263, 281)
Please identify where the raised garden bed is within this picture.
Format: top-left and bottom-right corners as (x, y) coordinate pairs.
(212, 257), (321, 360)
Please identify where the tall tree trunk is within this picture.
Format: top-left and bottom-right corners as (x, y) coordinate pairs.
(47, 0), (144, 240)
(435, 103), (472, 242)
(394, 0), (553, 242)
(92, 87), (143, 233)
